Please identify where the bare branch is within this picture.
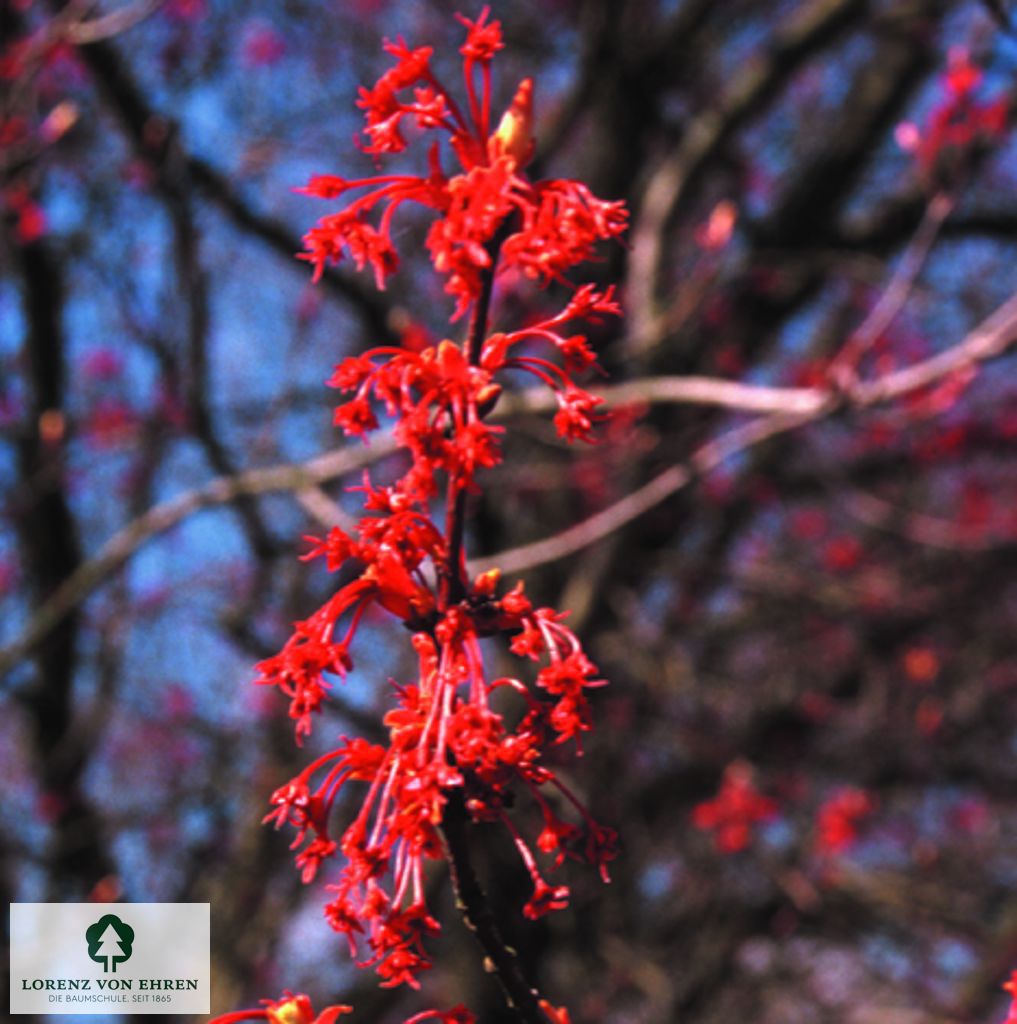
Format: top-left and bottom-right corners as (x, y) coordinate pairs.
(293, 486), (360, 535)
(843, 490), (1002, 551)
(0, 439), (396, 682)
(469, 410), (818, 576)
(475, 290), (1017, 576)
(440, 796), (549, 1024)
(849, 289), (1017, 403)
(4, 287), (1017, 680)
(627, 0), (868, 348)
(830, 191), (955, 383)
(499, 375), (827, 418)
(61, 0), (162, 44)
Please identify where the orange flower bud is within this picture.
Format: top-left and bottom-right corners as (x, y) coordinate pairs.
(268, 996), (315, 1024)
(488, 78), (534, 168)
(473, 568), (501, 597)
(475, 381), (502, 417)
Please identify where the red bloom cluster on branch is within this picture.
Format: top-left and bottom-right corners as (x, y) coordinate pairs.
(213, 992), (572, 1024)
(298, 10), (626, 318)
(211, 991), (352, 1024)
(211, 991), (477, 1024)
(896, 48), (1010, 186)
(220, 10), (625, 1023)
(814, 786), (875, 857)
(692, 761), (778, 854)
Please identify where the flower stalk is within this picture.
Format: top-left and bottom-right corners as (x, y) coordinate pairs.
(214, 9), (625, 1022)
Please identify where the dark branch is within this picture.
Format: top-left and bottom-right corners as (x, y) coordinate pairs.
(440, 796), (548, 1024)
(70, 27), (395, 341)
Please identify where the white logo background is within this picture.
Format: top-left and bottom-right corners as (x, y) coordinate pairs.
(9, 902), (210, 1015)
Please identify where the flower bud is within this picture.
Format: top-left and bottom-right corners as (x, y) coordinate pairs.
(475, 382), (502, 418)
(472, 568), (501, 597)
(488, 78), (534, 168)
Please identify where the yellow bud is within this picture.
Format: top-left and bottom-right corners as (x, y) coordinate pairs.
(473, 568), (501, 597)
(271, 1000), (310, 1024)
(489, 78), (534, 168)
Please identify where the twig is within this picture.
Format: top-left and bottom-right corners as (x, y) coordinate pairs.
(469, 409), (821, 576)
(843, 491), (1000, 552)
(4, 289), (1017, 680)
(628, 0), (866, 348)
(849, 288), (1017, 403)
(473, 290), (1017, 576)
(435, 243), (551, 1023)
(443, 233), (503, 606)
(499, 375), (825, 417)
(440, 796), (547, 1024)
(830, 191), (954, 386)
(294, 487), (359, 535)
(61, 0), (163, 44)
(0, 439), (396, 681)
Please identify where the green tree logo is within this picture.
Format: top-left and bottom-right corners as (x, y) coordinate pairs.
(85, 914), (134, 973)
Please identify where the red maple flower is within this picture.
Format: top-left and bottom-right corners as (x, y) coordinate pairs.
(896, 48), (1010, 186)
(237, 7), (626, 1016)
(404, 1007), (477, 1024)
(1003, 971), (1017, 1024)
(814, 786), (875, 857)
(692, 762), (778, 854)
(209, 991), (353, 1024)
(538, 1002), (574, 1024)
(298, 9), (626, 318)
(269, 580), (616, 987)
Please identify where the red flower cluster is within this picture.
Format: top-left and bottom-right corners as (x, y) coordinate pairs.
(211, 991), (477, 1024)
(3, 184), (48, 245)
(814, 786), (875, 857)
(298, 10), (626, 317)
(212, 992), (574, 1024)
(1003, 971), (1017, 1024)
(404, 1007), (477, 1024)
(324, 281), (620, 500)
(691, 762), (778, 854)
(211, 991), (352, 1024)
(896, 48), (1010, 185)
(233, 9), (625, 1022)
(261, 552), (617, 986)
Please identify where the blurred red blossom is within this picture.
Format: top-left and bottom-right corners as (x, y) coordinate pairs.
(1003, 971), (1017, 1024)
(814, 787), (875, 857)
(693, 762), (778, 854)
(241, 21), (286, 68)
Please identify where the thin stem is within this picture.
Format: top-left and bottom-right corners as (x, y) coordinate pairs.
(437, 228), (548, 1022)
(440, 233), (503, 607)
(829, 190), (954, 388)
(440, 794), (548, 1024)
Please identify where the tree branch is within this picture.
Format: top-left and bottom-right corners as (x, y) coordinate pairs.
(830, 191), (955, 383)
(627, 0), (868, 348)
(473, 289), (1017, 576)
(469, 409), (819, 576)
(4, 286), (1016, 681)
(440, 796), (548, 1024)
(0, 439), (396, 682)
(69, 24), (394, 339)
(8, 209), (115, 896)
